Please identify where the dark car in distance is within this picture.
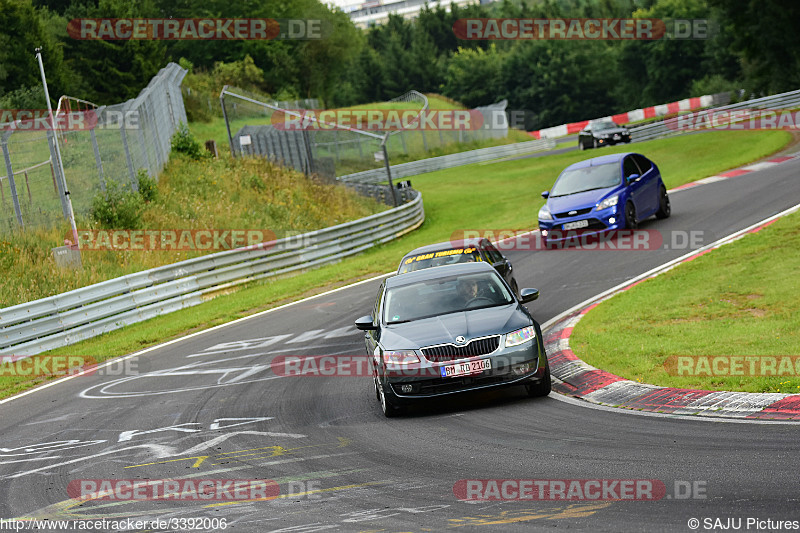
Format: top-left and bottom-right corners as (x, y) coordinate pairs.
(397, 238), (519, 296)
(578, 118), (631, 150)
(355, 262), (550, 417)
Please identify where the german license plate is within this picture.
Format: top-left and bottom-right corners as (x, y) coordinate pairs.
(441, 358), (492, 378)
(613, 134), (621, 139)
(563, 219), (589, 230)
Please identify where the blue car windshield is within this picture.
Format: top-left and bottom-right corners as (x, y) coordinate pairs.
(550, 163), (621, 197)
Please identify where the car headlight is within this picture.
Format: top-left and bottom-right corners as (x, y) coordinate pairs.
(538, 206), (553, 221)
(597, 195), (619, 210)
(505, 326), (536, 347)
(383, 350), (420, 365)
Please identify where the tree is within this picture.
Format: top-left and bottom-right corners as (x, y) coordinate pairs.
(0, 0), (68, 107)
(707, 0), (800, 94)
(62, 0), (167, 104)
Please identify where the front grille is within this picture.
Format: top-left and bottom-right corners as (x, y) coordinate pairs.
(421, 336), (500, 363)
(583, 218), (608, 230)
(554, 207), (593, 219)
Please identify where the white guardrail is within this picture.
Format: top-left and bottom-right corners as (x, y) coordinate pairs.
(0, 185), (422, 356)
(0, 135), (555, 356)
(338, 138), (557, 184)
(630, 88), (800, 143)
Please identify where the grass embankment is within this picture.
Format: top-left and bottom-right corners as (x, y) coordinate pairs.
(2, 129), (790, 398)
(0, 153), (386, 307)
(570, 211), (800, 394)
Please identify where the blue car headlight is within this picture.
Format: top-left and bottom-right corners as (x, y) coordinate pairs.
(505, 326), (536, 347)
(538, 206), (553, 221)
(597, 195), (619, 210)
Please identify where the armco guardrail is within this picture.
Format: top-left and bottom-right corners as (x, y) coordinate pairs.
(0, 185), (422, 356)
(631, 88), (800, 143)
(338, 138), (556, 184)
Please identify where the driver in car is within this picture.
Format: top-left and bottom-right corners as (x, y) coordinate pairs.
(457, 278), (481, 306)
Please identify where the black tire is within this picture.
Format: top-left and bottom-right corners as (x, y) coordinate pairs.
(625, 201), (638, 230)
(376, 376), (405, 418)
(655, 185), (671, 219)
(526, 357), (551, 397)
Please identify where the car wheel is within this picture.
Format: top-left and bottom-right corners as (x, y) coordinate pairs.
(526, 357), (551, 397)
(625, 201), (638, 230)
(376, 376), (405, 418)
(655, 185), (671, 219)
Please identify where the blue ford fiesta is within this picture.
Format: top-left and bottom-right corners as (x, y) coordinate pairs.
(537, 152), (671, 243)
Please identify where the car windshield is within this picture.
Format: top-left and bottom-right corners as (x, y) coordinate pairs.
(384, 271), (513, 324)
(589, 119), (617, 131)
(398, 246), (482, 274)
(550, 163), (621, 197)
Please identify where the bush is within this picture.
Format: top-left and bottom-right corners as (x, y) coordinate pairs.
(137, 170), (158, 203)
(171, 123), (207, 160)
(90, 179), (143, 229)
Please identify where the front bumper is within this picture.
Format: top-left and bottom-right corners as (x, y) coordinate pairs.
(381, 341), (546, 400)
(538, 205), (623, 243)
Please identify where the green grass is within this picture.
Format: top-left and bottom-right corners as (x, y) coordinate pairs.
(2, 128), (791, 399)
(0, 153), (386, 307)
(570, 211), (800, 393)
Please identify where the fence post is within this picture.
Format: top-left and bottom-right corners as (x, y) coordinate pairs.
(135, 103), (151, 187)
(220, 87), (236, 157)
(301, 129), (315, 176)
(1, 140), (24, 227)
(90, 128), (106, 192)
(45, 129), (70, 220)
(119, 124), (137, 190)
(381, 141), (397, 207)
(24, 171), (32, 204)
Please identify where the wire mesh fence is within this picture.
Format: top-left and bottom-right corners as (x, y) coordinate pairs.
(0, 63), (188, 234)
(220, 88), (514, 186)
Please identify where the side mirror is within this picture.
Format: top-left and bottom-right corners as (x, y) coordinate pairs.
(355, 315), (378, 331)
(541, 191), (549, 200)
(626, 174), (640, 184)
(519, 288), (539, 303)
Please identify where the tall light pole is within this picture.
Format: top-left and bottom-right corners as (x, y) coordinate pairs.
(35, 47), (79, 248)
